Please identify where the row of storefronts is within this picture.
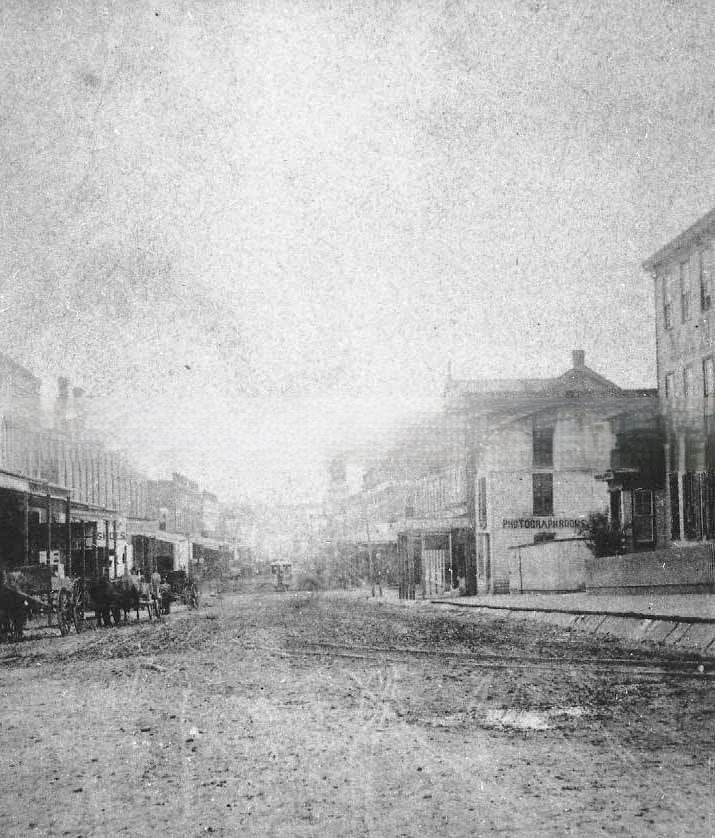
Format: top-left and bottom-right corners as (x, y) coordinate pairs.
(0, 465), (234, 583)
(0, 369), (236, 582)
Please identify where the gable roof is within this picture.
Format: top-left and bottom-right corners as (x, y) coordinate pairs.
(445, 357), (623, 410)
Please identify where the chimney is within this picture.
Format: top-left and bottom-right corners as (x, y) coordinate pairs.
(572, 350), (585, 370)
(54, 377), (69, 432)
(72, 386), (86, 433)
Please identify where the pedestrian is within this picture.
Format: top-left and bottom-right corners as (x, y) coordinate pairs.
(150, 569), (162, 599)
(371, 552), (383, 597)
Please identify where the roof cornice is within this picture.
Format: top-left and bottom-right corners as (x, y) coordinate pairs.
(642, 206), (715, 272)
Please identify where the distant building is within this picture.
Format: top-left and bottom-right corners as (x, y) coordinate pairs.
(643, 206), (715, 542)
(0, 353), (41, 423)
(200, 491), (219, 537)
(148, 473), (202, 534)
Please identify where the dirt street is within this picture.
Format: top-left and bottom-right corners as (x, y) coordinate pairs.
(0, 592), (712, 837)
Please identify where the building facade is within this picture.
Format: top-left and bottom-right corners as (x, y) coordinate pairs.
(452, 352), (662, 593)
(644, 207), (715, 544)
(372, 351), (663, 597)
(148, 473), (202, 534)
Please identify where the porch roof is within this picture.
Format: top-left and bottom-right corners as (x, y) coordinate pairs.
(398, 513), (471, 535)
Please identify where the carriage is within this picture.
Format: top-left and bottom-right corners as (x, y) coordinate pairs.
(164, 570), (200, 610)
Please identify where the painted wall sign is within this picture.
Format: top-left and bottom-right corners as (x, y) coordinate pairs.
(502, 518), (581, 529)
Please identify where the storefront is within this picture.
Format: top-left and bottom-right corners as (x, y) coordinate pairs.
(128, 521), (191, 577)
(70, 501), (128, 580)
(191, 536), (233, 579)
(0, 468), (71, 575)
(397, 519), (474, 599)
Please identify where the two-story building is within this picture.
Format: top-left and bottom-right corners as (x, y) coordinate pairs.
(451, 351), (661, 593)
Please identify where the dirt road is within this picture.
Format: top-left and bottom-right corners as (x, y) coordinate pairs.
(0, 592), (712, 837)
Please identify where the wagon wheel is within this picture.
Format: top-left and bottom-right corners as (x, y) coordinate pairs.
(58, 588), (73, 636)
(72, 580), (86, 633)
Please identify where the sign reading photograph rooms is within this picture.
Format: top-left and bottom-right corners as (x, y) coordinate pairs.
(502, 518), (582, 529)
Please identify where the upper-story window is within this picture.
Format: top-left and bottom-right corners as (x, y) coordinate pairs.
(700, 247), (713, 312)
(680, 259), (691, 322)
(665, 372), (675, 398)
(663, 272), (673, 330)
(704, 357), (715, 397)
(532, 413), (555, 468)
(683, 364), (695, 399)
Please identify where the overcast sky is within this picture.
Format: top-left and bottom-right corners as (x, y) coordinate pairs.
(1, 0), (714, 501)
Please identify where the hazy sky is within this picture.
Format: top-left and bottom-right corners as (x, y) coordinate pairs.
(1, 0), (714, 501)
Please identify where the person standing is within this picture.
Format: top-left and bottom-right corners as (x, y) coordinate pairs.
(150, 569), (161, 599)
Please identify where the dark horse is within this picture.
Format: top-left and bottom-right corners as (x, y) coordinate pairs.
(0, 584), (33, 641)
(113, 574), (142, 623)
(89, 577), (141, 627)
(88, 578), (121, 627)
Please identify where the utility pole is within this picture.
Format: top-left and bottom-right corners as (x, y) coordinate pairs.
(46, 487), (52, 569)
(66, 494), (72, 576)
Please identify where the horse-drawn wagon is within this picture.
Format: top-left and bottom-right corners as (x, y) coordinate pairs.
(164, 570), (200, 611)
(0, 566), (167, 640)
(4, 565), (85, 638)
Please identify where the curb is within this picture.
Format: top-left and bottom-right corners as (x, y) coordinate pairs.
(430, 599), (715, 625)
(431, 600), (715, 655)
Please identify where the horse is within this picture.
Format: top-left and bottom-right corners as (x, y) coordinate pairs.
(88, 578), (121, 627)
(0, 584), (33, 641)
(125, 572), (160, 622)
(112, 574), (142, 624)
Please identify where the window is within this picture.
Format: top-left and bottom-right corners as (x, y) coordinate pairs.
(664, 372), (675, 398)
(704, 357), (715, 397)
(669, 473), (680, 540)
(700, 248), (713, 312)
(478, 476), (487, 528)
(680, 260), (691, 322)
(663, 272), (673, 330)
(683, 365), (695, 399)
(532, 413), (555, 468)
(633, 489), (655, 544)
(609, 490), (622, 526)
(532, 473), (553, 516)
(683, 473), (703, 541)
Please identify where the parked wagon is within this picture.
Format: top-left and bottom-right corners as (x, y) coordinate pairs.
(162, 570), (200, 610)
(6, 564), (85, 637)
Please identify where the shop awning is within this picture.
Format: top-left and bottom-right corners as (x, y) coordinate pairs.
(398, 513), (471, 535)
